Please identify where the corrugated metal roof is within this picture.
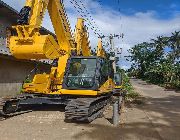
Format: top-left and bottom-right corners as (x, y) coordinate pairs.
(0, 52), (51, 65)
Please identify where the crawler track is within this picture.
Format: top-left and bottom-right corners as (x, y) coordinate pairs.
(65, 94), (113, 122)
(0, 93), (114, 123)
(0, 94), (34, 117)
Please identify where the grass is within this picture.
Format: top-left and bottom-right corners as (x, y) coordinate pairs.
(121, 73), (141, 104)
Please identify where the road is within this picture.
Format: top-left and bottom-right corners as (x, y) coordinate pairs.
(130, 78), (180, 140)
(0, 79), (179, 140)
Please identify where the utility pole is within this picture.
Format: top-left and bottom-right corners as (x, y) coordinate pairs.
(109, 34), (116, 73)
(100, 34), (124, 127)
(101, 34), (123, 73)
(109, 34), (119, 73)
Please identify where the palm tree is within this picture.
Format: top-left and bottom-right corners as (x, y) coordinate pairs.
(151, 36), (168, 60)
(168, 31), (180, 61)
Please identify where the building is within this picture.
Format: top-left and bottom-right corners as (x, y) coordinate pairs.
(0, 0), (53, 97)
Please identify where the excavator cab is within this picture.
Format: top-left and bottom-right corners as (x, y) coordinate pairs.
(114, 73), (123, 88)
(113, 72), (123, 96)
(63, 57), (96, 89)
(62, 56), (114, 91)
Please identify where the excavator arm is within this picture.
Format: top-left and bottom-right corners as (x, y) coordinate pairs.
(96, 38), (106, 58)
(8, 0), (74, 60)
(74, 18), (91, 56)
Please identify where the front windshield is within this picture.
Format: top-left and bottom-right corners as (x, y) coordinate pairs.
(66, 58), (97, 88)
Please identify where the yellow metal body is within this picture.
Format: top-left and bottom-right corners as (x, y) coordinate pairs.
(115, 85), (123, 90)
(96, 39), (106, 58)
(8, 0), (115, 96)
(61, 79), (115, 96)
(8, 0), (75, 94)
(9, 0), (74, 60)
(75, 18), (91, 56)
(23, 74), (51, 93)
(9, 32), (61, 59)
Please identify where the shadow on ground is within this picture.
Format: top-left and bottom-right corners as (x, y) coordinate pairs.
(72, 122), (163, 140)
(73, 95), (180, 140)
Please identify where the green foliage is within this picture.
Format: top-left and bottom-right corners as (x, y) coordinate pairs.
(24, 78), (32, 83)
(117, 67), (133, 91)
(19, 78), (32, 93)
(128, 31), (180, 89)
(117, 68), (140, 100)
(126, 90), (139, 100)
(122, 74), (133, 92)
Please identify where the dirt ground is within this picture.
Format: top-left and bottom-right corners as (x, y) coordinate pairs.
(0, 78), (179, 140)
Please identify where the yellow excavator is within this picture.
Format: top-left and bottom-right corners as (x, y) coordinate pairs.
(0, 0), (121, 122)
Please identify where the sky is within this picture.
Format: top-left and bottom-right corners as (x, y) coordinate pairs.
(2, 0), (180, 69)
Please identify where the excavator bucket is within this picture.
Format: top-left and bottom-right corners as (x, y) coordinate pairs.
(9, 34), (63, 60)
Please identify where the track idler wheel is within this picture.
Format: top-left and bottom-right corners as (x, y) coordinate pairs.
(2, 100), (19, 116)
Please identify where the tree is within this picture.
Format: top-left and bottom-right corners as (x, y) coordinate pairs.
(128, 31), (180, 89)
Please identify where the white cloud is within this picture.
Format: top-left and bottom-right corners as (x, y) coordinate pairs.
(2, 0), (180, 70)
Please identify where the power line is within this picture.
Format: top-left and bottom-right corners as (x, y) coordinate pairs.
(70, 0), (103, 38)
